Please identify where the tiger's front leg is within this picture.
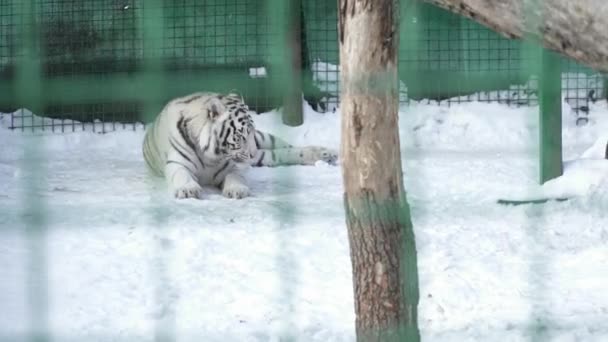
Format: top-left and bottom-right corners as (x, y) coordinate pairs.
(165, 160), (203, 199)
(221, 171), (250, 199)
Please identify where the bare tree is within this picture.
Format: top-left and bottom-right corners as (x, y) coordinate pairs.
(339, 1), (420, 341)
(423, 0), (608, 73)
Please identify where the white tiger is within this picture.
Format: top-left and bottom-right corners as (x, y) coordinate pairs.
(142, 91), (338, 199)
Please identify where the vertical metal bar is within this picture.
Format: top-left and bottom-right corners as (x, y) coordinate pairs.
(16, 0), (48, 341)
(140, 1), (174, 342)
(299, 2), (314, 109)
(267, 0), (297, 338)
(603, 76), (608, 101)
(141, 0), (164, 121)
(539, 50), (563, 183)
(282, 0), (303, 126)
(520, 1), (555, 341)
(401, 0), (421, 105)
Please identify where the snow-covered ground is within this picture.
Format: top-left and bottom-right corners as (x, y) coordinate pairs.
(1, 98), (608, 341)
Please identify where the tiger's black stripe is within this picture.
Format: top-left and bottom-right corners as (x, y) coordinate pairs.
(254, 151), (265, 167)
(202, 130), (213, 153)
(254, 130), (264, 149)
(229, 119), (237, 140)
(195, 151), (206, 169)
(169, 133), (193, 158)
(176, 116), (207, 169)
(169, 137), (196, 167)
(166, 160), (196, 175)
(142, 132), (152, 163)
(254, 134), (261, 149)
(178, 94), (202, 104)
(218, 120), (227, 141)
(213, 161), (230, 181)
(255, 130), (265, 141)
(177, 116), (197, 151)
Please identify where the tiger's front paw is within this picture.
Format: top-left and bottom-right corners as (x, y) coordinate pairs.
(305, 147), (339, 165)
(222, 183), (250, 199)
(173, 181), (203, 199)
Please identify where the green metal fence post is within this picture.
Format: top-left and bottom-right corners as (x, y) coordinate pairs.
(539, 50), (563, 183)
(282, 0), (304, 126)
(16, 0), (48, 341)
(139, 2), (176, 342)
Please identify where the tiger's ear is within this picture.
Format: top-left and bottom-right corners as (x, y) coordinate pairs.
(227, 90), (244, 102)
(207, 98), (225, 120)
(209, 103), (221, 119)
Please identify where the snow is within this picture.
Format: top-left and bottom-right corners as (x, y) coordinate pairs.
(249, 67), (267, 78)
(2, 96), (608, 341)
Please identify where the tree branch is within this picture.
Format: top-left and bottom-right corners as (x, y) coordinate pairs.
(422, 0), (608, 73)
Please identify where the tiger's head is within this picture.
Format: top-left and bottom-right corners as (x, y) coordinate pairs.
(200, 93), (257, 165)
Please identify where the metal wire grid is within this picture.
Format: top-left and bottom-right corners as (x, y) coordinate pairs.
(159, 0), (287, 113)
(302, 0), (339, 112)
(0, 0), (287, 132)
(162, 0), (262, 66)
(562, 59), (606, 125)
(0, 0), (18, 97)
(40, 0), (141, 75)
(1, 0), (143, 132)
(399, 3), (537, 106)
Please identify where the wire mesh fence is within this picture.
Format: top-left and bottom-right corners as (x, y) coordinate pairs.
(400, 2), (530, 105)
(0, 0), (605, 133)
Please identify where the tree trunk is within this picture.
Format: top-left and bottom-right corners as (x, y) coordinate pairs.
(422, 0), (608, 73)
(339, 1), (420, 341)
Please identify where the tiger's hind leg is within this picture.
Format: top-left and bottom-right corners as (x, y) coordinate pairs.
(252, 146), (338, 167)
(253, 130), (293, 149)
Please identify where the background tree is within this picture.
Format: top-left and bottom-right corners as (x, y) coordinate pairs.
(338, 1), (420, 341)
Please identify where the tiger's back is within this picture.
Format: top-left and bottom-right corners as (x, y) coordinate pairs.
(142, 102), (170, 176)
(142, 92), (216, 176)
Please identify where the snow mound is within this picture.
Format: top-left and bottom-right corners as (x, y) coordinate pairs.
(581, 135), (608, 159)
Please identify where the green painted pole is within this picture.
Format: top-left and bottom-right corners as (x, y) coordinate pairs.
(539, 50), (563, 184)
(139, 2), (176, 342)
(282, 0), (304, 126)
(16, 1), (48, 341)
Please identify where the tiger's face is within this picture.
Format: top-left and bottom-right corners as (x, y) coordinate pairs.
(220, 113), (256, 163)
(211, 96), (257, 164)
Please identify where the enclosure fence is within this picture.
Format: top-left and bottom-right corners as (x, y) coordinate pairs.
(0, 0), (605, 132)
